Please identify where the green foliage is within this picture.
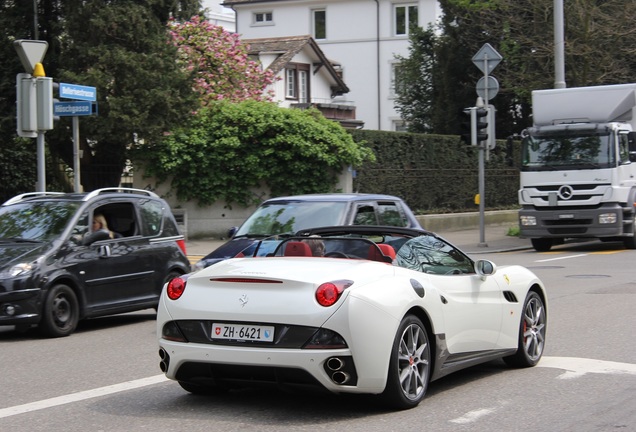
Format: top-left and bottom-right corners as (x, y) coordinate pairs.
(350, 129), (520, 214)
(396, 0), (636, 140)
(138, 101), (375, 206)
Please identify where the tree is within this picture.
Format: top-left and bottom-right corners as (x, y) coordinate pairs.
(394, 0), (636, 140)
(169, 15), (277, 105)
(0, 0), (201, 198)
(138, 100), (375, 206)
(48, 0), (201, 191)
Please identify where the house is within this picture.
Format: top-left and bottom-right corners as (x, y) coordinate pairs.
(222, 0), (441, 131)
(244, 35), (363, 128)
(201, 0), (236, 31)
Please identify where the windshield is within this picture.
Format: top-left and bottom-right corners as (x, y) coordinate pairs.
(521, 132), (614, 171)
(235, 201), (348, 237)
(0, 201), (80, 241)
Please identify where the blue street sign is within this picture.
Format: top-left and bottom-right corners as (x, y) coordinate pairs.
(54, 100), (97, 116)
(59, 82), (97, 101)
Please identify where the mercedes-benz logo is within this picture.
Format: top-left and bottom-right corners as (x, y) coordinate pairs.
(557, 185), (574, 200)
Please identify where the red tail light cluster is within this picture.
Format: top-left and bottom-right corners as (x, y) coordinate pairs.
(176, 239), (187, 255)
(315, 280), (353, 307)
(167, 277), (187, 300)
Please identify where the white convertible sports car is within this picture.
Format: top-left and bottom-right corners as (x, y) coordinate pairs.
(157, 226), (547, 409)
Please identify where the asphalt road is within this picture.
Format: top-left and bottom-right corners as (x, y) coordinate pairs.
(1, 239), (635, 431)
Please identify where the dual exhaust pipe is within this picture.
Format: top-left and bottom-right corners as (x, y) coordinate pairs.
(159, 348), (170, 372)
(326, 357), (350, 385)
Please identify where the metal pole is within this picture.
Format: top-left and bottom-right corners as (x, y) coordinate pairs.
(554, 0), (566, 88)
(36, 132), (46, 191)
(33, 0), (39, 40)
(479, 57), (489, 247)
(73, 116), (81, 192)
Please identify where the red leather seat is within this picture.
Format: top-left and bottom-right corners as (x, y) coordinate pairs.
(368, 244), (396, 262)
(284, 241), (313, 256)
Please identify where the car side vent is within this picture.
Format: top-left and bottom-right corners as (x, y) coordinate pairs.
(503, 291), (518, 303)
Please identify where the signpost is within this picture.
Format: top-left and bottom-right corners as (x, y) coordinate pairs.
(54, 101), (96, 117)
(13, 39), (98, 193)
(58, 83), (98, 192)
(59, 83), (97, 102)
(471, 43), (503, 247)
(14, 40), (49, 191)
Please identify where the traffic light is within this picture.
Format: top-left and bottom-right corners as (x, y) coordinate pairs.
(460, 107), (475, 145)
(474, 107), (488, 144)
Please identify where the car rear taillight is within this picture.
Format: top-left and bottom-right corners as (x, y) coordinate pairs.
(167, 277), (187, 300)
(176, 239), (187, 255)
(315, 280), (353, 307)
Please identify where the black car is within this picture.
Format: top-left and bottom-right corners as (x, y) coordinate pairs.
(193, 193), (421, 270)
(0, 188), (191, 337)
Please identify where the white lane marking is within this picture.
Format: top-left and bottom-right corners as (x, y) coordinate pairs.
(537, 356), (636, 379)
(450, 407), (497, 424)
(449, 356), (636, 425)
(535, 254), (588, 262)
(0, 374), (168, 419)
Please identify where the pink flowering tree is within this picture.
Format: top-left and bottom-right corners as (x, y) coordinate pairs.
(168, 16), (276, 104)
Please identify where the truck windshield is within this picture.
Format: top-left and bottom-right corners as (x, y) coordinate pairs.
(521, 132), (614, 171)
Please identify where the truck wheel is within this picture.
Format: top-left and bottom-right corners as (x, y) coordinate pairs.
(531, 238), (553, 252)
(623, 213), (636, 249)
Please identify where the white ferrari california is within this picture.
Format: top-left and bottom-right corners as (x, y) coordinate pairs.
(157, 226), (547, 409)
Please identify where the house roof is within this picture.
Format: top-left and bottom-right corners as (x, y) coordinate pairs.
(223, 1), (289, 5)
(243, 35), (349, 95)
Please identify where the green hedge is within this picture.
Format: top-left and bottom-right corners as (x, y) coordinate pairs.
(349, 130), (520, 214)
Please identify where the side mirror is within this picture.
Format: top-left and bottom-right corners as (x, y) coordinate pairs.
(82, 229), (111, 246)
(474, 259), (497, 280)
(227, 226), (238, 239)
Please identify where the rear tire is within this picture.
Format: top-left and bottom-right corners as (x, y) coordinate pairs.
(39, 284), (79, 338)
(380, 315), (431, 409)
(504, 291), (547, 367)
(531, 238), (553, 252)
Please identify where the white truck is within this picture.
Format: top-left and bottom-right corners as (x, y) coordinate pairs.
(518, 84), (636, 251)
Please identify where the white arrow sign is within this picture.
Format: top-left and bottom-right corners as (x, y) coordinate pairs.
(14, 39), (48, 74)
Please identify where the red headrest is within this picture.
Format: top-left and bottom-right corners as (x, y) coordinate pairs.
(284, 241), (313, 257)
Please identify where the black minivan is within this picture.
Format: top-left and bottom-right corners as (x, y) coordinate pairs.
(0, 188), (190, 337)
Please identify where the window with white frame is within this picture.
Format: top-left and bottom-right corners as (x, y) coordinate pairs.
(312, 9), (326, 40)
(394, 3), (418, 36)
(390, 62), (406, 98)
(393, 119), (408, 132)
(253, 11), (273, 25)
(285, 64), (310, 101)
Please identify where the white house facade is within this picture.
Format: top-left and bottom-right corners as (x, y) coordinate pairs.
(222, 0), (441, 131)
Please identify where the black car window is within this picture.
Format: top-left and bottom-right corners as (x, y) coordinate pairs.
(0, 201), (80, 241)
(139, 199), (163, 236)
(94, 202), (138, 238)
(236, 201), (348, 236)
(395, 235), (474, 275)
(353, 205), (378, 225)
(377, 201), (407, 227)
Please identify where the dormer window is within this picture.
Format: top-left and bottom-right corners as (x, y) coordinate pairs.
(285, 63), (310, 103)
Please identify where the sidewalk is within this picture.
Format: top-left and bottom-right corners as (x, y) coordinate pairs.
(184, 224), (532, 259)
